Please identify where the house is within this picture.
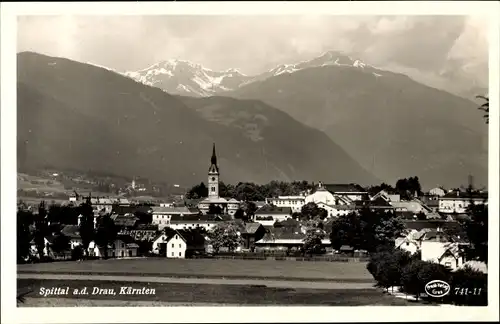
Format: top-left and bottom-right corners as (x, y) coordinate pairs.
(266, 196), (306, 213)
(29, 236), (55, 258)
(322, 183), (369, 202)
(88, 234), (139, 258)
(60, 225), (82, 249)
(354, 197), (395, 212)
(438, 190), (488, 214)
(370, 190), (401, 203)
(429, 187), (446, 197)
(420, 229), (468, 271)
(254, 227), (330, 252)
(305, 182), (351, 206)
(125, 224), (159, 241)
(151, 206), (200, 229)
(233, 221), (266, 250)
(254, 205), (292, 225)
(314, 201), (355, 218)
(111, 213), (138, 230)
(152, 228), (206, 258)
(169, 213), (232, 231)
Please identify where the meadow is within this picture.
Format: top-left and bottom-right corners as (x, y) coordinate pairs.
(18, 257), (373, 282)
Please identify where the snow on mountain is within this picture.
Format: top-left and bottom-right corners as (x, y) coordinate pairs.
(123, 51), (382, 97)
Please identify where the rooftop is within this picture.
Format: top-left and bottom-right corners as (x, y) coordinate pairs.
(255, 204), (292, 215)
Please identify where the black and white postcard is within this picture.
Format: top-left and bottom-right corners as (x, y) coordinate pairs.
(1, 1), (499, 323)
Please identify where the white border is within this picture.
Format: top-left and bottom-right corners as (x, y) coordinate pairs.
(1, 1), (499, 323)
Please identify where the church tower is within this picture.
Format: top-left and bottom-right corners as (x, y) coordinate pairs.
(208, 143), (220, 199)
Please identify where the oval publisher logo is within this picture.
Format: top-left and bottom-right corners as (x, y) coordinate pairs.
(425, 280), (451, 298)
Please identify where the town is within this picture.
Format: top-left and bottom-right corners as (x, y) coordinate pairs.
(18, 143), (488, 275)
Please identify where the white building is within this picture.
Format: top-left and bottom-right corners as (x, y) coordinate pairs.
(254, 205), (292, 225)
(152, 229), (206, 258)
(151, 206), (200, 230)
(420, 230), (467, 271)
(265, 196), (306, 213)
(316, 201), (355, 218)
(88, 235), (139, 258)
(429, 187), (446, 197)
(438, 190), (488, 214)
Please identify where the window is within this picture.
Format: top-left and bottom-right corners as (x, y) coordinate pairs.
(175, 235), (178, 239)
(211, 187), (215, 192)
(172, 243), (174, 248)
(172, 252), (174, 256)
(179, 244), (181, 248)
(179, 252), (182, 257)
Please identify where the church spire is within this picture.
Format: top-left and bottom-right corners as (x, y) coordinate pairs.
(208, 143), (219, 174)
(211, 143), (217, 166)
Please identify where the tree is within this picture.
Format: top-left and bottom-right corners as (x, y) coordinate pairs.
(400, 260), (450, 301)
(476, 95), (489, 124)
(300, 202), (327, 220)
(243, 201), (258, 220)
(330, 208), (405, 253)
(303, 228), (325, 256)
(78, 196), (95, 256)
(33, 201), (49, 259)
(461, 203), (488, 263)
(234, 208), (246, 221)
(368, 248), (415, 292)
(94, 214), (118, 259)
(330, 212), (364, 250)
(208, 204), (223, 215)
(208, 223), (242, 254)
(186, 182), (208, 199)
(51, 234), (70, 254)
(17, 208), (34, 263)
(448, 265), (487, 306)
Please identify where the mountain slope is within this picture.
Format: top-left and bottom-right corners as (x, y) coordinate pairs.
(176, 95), (377, 184)
(227, 65), (488, 189)
(17, 52), (378, 186)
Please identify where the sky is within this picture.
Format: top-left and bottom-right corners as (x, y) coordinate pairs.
(17, 15), (488, 86)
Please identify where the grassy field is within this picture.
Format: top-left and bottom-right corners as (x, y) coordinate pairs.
(18, 258), (373, 282)
(17, 279), (414, 306)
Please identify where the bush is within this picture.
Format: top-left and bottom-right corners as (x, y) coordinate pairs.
(447, 266), (487, 306)
(71, 245), (84, 261)
(400, 260), (451, 301)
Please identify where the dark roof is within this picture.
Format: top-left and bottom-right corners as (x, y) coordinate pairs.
(442, 190), (488, 200)
(176, 229), (206, 247)
(170, 214), (232, 222)
(255, 204), (292, 215)
(112, 205), (151, 215)
(151, 206), (200, 214)
(116, 234), (136, 245)
(324, 183), (367, 194)
(274, 218), (300, 229)
(355, 198), (393, 208)
(61, 225), (81, 239)
(403, 220), (464, 234)
(340, 245), (354, 251)
(111, 214), (138, 228)
(261, 227), (305, 241)
(155, 228), (205, 247)
(133, 224), (158, 231)
(245, 222), (264, 234)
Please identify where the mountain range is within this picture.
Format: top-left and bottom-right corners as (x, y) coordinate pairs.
(17, 52), (378, 187)
(124, 51), (375, 98)
(124, 51), (488, 189)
